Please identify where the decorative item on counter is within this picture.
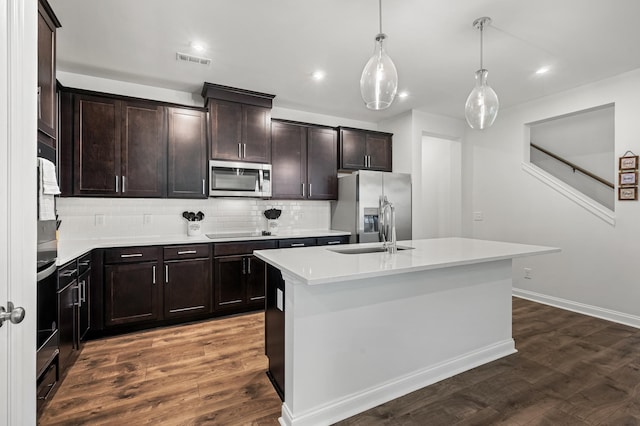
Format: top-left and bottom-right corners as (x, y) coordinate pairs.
(618, 151), (638, 201)
(182, 211), (205, 236)
(263, 208), (282, 236)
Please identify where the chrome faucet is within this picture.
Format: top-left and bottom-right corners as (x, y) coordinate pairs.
(379, 196), (397, 254)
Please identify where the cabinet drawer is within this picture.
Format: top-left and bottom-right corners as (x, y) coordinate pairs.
(104, 246), (160, 264)
(164, 244), (210, 260)
(36, 359), (58, 407)
(77, 252), (92, 275)
(214, 240), (277, 257)
(316, 236), (349, 246)
(58, 260), (78, 290)
(278, 238), (317, 248)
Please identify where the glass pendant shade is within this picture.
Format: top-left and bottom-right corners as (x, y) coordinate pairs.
(465, 69), (499, 130)
(360, 34), (398, 110)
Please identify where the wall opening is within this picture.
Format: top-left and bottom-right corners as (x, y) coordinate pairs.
(421, 135), (462, 238)
(527, 104), (615, 211)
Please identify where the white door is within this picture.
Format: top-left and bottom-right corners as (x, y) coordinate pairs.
(1, 0), (38, 424)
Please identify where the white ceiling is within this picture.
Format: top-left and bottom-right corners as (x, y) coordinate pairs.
(50, 0), (640, 123)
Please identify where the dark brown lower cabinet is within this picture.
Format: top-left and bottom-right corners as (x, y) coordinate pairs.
(214, 254), (267, 311)
(213, 240), (277, 312)
(103, 246), (162, 327)
(163, 244), (211, 318)
(104, 261), (161, 326)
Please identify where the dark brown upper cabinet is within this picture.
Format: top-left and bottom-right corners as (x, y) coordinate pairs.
(202, 82), (275, 163)
(167, 107), (208, 198)
(271, 120), (338, 200)
(37, 0), (61, 146)
(60, 89), (166, 197)
(338, 127), (392, 172)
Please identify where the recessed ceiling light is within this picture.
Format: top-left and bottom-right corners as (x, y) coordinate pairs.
(191, 42), (206, 53)
(311, 70), (326, 81)
(398, 91), (409, 99)
(535, 66), (550, 75)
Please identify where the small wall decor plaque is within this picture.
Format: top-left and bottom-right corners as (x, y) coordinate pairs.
(619, 152), (638, 171)
(619, 187), (638, 201)
(618, 151), (638, 201)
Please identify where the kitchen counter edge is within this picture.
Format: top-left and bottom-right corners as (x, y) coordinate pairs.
(57, 230), (350, 266)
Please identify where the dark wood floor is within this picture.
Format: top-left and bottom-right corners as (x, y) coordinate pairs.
(40, 298), (640, 425)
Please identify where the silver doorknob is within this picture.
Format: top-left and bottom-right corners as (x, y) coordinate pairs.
(0, 302), (25, 327)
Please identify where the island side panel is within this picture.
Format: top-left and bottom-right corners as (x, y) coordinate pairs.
(282, 259), (515, 426)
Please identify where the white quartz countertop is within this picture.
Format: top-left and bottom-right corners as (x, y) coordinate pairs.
(253, 237), (560, 285)
(57, 230), (350, 266)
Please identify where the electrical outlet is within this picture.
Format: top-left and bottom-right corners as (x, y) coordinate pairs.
(524, 268), (533, 279)
(143, 214), (153, 225)
(95, 214), (105, 226)
(473, 211), (484, 221)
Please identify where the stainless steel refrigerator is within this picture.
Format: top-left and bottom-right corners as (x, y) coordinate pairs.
(331, 170), (412, 244)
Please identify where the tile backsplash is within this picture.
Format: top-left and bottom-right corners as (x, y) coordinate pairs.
(57, 198), (331, 240)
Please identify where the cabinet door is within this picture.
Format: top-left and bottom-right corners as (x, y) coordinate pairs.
(77, 271), (90, 342)
(121, 101), (166, 197)
(307, 127), (338, 200)
(366, 133), (392, 171)
(167, 108), (207, 198)
(164, 258), (211, 318)
(339, 129), (367, 170)
(210, 100), (243, 160)
(37, 1), (58, 141)
(104, 261), (160, 326)
(74, 95), (121, 195)
(214, 256), (245, 311)
(246, 256), (267, 308)
(242, 105), (271, 163)
(57, 281), (76, 371)
(271, 121), (306, 199)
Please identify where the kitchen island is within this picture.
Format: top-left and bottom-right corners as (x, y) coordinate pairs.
(254, 237), (559, 426)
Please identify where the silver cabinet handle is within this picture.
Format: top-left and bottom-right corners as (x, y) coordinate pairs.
(80, 280), (87, 303)
(37, 86), (42, 119)
(309, 183), (312, 198)
(202, 179), (205, 195)
(165, 264), (169, 283)
(122, 176), (126, 193)
(327, 240), (342, 245)
(115, 175), (119, 193)
(364, 155), (367, 168)
(152, 265), (156, 284)
(243, 143), (247, 158)
(177, 250), (197, 255)
(291, 243), (305, 247)
(302, 183), (305, 197)
(238, 143), (242, 158)
(73, 283), (82, 308)
(241, 258), (246, 275)
(60, 268), (78, 277)
(120, 253), (143, 258)
(247, 257), (251, 274)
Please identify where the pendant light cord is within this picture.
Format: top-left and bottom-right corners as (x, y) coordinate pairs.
(379, 0), (383, 34)
(479, 20), (484, 70)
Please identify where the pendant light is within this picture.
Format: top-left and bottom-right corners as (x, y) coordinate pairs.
(465, 17), (499, 130)
(360, 0), (398, 110)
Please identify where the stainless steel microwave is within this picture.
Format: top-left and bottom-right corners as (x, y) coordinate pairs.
(209, 160), (272, 198)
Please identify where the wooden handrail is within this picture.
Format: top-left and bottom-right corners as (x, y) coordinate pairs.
(530, 143), (614, 189)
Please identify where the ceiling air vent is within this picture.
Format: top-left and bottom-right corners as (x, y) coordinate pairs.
(176, 52), (211, 66)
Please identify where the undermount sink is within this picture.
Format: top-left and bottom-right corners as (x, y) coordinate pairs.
(328, 245), (414, 255)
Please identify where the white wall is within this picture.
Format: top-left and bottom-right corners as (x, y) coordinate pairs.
(464, 68), (640, 326)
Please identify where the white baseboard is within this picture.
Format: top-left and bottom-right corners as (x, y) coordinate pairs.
(513, 288), (640, 329)
(279, 339), (516, 426)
